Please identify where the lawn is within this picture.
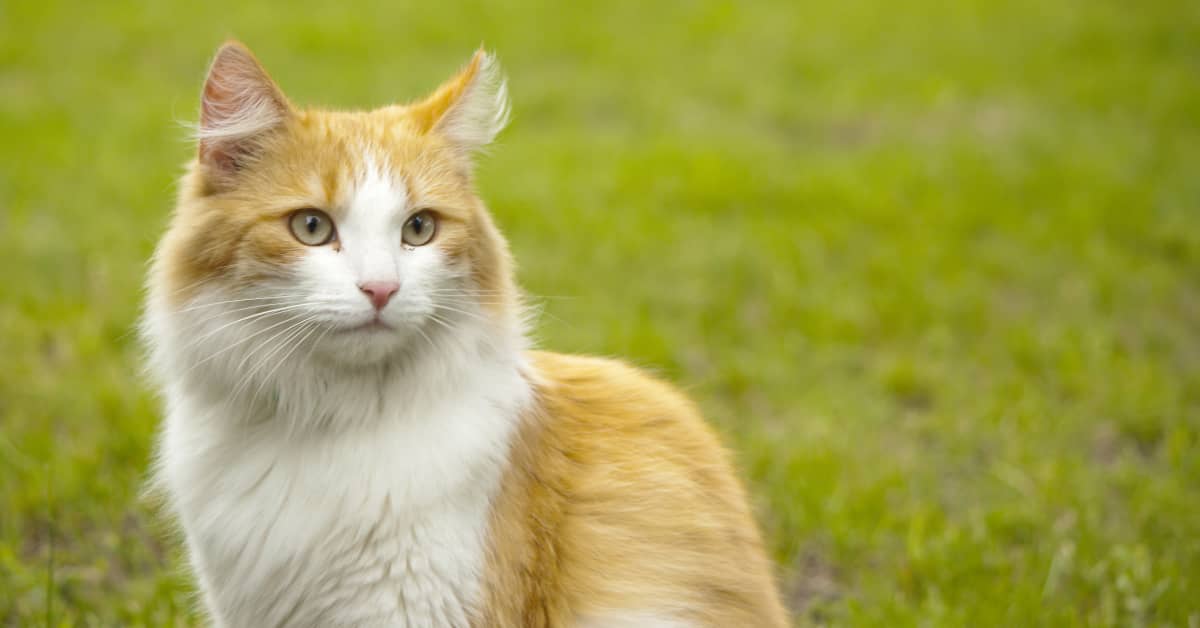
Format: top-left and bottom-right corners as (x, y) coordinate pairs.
(2, 0), (1198, 625)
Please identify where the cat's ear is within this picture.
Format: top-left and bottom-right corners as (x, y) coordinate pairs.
(196, 41), (292, 177)
(407, 49), (510, 152)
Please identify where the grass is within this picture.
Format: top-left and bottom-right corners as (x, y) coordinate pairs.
(2, 0), (1198, 624)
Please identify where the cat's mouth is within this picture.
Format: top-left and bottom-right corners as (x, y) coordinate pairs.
(342, 318), (394, 333)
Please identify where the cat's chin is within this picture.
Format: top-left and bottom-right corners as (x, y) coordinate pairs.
(308, 323), (427, 367)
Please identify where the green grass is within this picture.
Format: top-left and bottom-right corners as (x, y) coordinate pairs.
(2, 0), (1198, 624)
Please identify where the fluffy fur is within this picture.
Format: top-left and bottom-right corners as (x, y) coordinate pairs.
(144, 41), (787, 627)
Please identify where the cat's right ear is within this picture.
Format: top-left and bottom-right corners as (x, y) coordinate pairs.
(196, 41), (292, 181)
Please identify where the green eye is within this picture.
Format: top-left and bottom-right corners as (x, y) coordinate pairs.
(402, 210), (437, 247)
(288, 209), (336, 246)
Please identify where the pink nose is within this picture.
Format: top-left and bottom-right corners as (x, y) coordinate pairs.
(358, 281), (399, 310)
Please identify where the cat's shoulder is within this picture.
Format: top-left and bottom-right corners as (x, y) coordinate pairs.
(522, 350), (722, 454)
(526, 350), (700, 414)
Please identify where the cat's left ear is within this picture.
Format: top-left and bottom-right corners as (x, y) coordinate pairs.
(407, 49), (510, 153)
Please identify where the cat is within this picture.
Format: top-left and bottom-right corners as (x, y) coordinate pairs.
(143, 41), (788, 628)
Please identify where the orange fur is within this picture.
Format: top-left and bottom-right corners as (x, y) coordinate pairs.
(479, 353), (789, 626)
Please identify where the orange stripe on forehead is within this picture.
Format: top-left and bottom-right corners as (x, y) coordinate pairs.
(399, 158), (475, 223)
(320, 164), (342, 210)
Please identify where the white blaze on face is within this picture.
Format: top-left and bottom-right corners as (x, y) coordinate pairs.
(338, 155), (407, 289)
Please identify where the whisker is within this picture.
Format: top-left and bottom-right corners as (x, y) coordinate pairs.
(412, 322), (437, 354)
(430, 303), (494, 324)
(167, 273), (231, 297)
(225, 317), (315, 409)
(230, 313), (317, 377)
(178, 300), (291, 321)
(179, 304), (313, 355)
(425, 313), (462, 336)
(250, 320), (324, 407)
(299, 322), (334, 368)
(284, 324), (335, 434)
(238, 317), (319, 405)
(426, 288), (576, 302)
(178, 289), (348, 313)
(178, 295), (290, 312)
(424, 288), (508, 295)
(185, 310), (314, 373)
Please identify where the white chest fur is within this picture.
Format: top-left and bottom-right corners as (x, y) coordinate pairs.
(156, 351), (529, 628)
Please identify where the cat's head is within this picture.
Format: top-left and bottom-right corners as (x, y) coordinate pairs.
(149, 42), (520, 373)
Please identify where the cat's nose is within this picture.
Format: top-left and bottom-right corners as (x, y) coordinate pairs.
(358, 281), (400, 311)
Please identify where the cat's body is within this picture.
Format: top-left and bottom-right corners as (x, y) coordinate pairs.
(145, 42), (787, 627)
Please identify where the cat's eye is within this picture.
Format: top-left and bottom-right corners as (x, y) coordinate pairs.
(402, 210), (437, 247)
(288, 209), (336, 246)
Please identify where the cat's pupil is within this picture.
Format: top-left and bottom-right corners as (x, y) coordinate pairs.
(306, 216), (319, 233)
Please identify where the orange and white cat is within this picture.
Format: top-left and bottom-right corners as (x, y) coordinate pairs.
(143, 41), (788, 627)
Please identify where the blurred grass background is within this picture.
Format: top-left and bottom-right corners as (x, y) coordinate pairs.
(2, 0), (1199, 625)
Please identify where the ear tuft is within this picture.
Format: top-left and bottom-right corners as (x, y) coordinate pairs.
(438, 51), (511, 148)
(197, 41), (291, 175)
(410, 50), (511, 152)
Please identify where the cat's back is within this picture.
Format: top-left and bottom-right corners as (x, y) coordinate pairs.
(528, 350), (741, 492)
(478, 351), (789, 627)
